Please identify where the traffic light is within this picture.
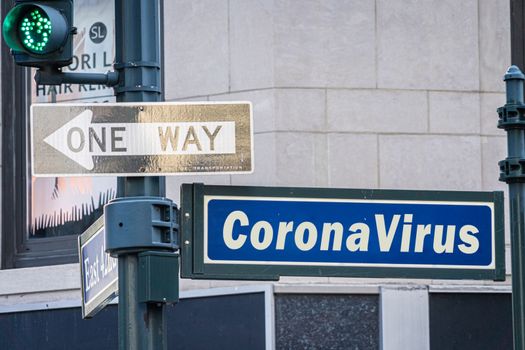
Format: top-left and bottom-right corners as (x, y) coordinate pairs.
(2, 0), (74, 69)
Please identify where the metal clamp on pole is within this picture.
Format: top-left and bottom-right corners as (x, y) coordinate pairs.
(105, 196), (179, 255)
(105, 196), (179, 305)
(113, 60), (161, 94)
(498, 66), (525, 183)
(499, 65), (525, 350)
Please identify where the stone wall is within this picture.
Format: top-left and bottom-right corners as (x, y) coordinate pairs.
(161, 0), (511, 288)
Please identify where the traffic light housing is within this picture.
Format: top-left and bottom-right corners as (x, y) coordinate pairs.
(2, 0), (74, 69)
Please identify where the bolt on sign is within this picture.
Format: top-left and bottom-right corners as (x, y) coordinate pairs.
(31, 102), (253, 176)
(180, 184), (505, 281)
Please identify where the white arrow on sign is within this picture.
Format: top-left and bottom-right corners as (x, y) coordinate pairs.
(43, 109), (236, 170)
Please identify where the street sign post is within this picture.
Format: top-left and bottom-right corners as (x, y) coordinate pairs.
(5, 0), (179, 348)
(180, 184), (505, 281)
(111, 2), (176, 348)
(31, 102), (253, 176)
(498, 65), (525, 350)
(78, 216), (118, 319)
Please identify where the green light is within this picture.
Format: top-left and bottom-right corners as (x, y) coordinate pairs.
(17, 8), (52, 54)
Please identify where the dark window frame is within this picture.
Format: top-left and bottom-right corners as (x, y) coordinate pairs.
(512, 0), (525, 69)
(1, 17), (79, 268)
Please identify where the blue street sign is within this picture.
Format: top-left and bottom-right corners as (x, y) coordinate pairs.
(78, 217), (118, 318)
(180, 184), (505, 281)
(207, 198), (492, 267)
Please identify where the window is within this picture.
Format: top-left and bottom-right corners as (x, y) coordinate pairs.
(429, 293), (512, 349)
(1, 0), (117, 268)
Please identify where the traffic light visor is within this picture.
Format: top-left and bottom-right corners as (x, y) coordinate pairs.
(3, 3), (68, 55)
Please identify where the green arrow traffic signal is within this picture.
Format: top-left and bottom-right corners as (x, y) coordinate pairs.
(2, 1), (74, 68)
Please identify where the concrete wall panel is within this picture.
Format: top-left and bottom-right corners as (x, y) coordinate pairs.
(429, 92), (480, 134)
(328, 133), (378, 188)
(379, 135), (482, 190)
(164, 0), (229, 99)
(327, 89), (428, 133)
(275, 89), (325, 131)
(377, 0), (479, 90)
(479, 0), (510, 92)
(275, 132), (327, 186)
(274, 0), (376, 88)
(230, 0), (275, 91)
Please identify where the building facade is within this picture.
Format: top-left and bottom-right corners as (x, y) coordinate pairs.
(0, 0), (516, 349)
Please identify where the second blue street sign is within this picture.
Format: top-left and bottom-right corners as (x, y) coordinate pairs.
(78, 216), (118, 319)
(180, 184), (505, 281)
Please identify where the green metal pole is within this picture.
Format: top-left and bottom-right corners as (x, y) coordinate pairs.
(499, 65), (525, 350)
(113, 0), (166, 349)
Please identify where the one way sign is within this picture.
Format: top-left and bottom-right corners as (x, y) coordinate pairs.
(31, 102), (253, 176)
